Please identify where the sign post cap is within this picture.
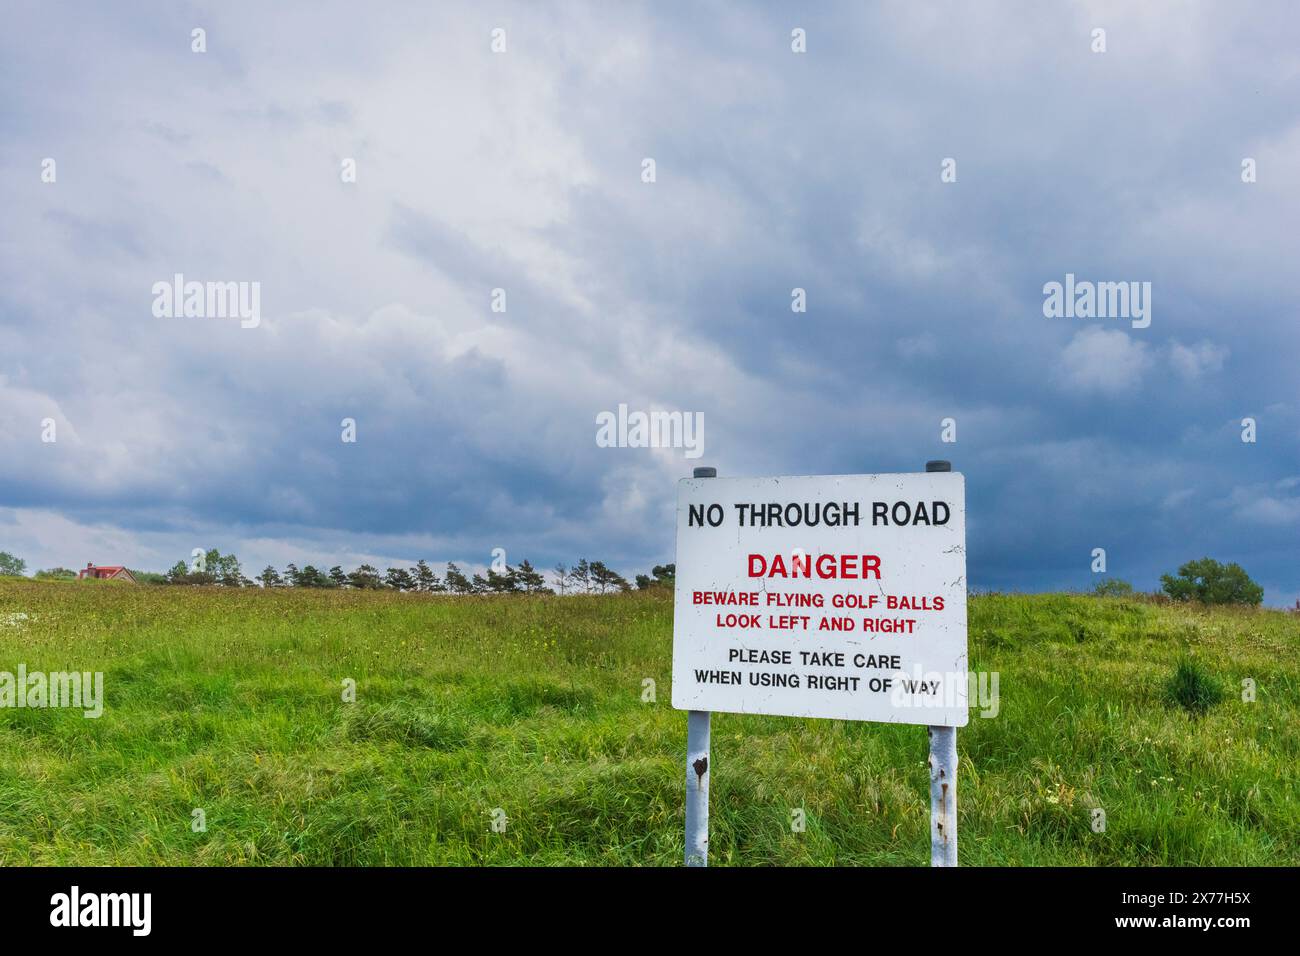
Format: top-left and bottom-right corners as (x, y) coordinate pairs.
(925, 460), (952, 473)
(692, 467), (717, 478)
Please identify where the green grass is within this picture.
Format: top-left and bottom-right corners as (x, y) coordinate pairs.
(0, 579), (1296, 865)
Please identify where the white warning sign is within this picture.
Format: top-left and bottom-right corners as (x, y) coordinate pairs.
(671, 472), (968, 726)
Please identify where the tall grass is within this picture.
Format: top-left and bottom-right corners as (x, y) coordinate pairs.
(0, 579), (1295, 865)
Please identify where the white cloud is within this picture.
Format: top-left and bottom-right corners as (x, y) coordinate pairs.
(1059, 328), (1152, 395)
(1168, 339), (1229, 380)
(1230, 482), (1300, 525)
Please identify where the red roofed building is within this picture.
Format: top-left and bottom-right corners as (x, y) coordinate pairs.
(78, 563), (138, 583)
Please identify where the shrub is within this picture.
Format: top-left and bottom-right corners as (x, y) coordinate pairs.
(1091, 578), (1134, 597)
(34, 567), (77, 581)
(1160, 558), (1263, 606)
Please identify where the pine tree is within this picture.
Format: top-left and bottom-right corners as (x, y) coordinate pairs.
(347, 564), (383, 589)
(217, 552), (244, 587)
(215, 552), (243, 586)
(590, 561), (630, 593)
(515, 559), (550, 593)
(571, 558), (591, 593)
(444, 562), (473, 594)
(412, 560), (439, 592)
(486, 566), (519, 593)
(299, 565), (329, 588)
(386, 567), (415, 591)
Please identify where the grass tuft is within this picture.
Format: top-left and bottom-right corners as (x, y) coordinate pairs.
(343, 703), (469, 751)
(1165, 657), (1225, 716)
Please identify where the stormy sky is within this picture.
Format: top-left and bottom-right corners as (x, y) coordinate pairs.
(2, 2), (1297, 602)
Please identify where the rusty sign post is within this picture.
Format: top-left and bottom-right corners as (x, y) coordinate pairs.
(673, 460), (967, 867)
(684, 709), (711, 866)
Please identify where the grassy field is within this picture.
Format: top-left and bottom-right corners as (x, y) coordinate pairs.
(0, 578), (1296, 866)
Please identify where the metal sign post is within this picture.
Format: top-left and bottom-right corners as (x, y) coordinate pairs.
(684, 465), (715, 867)
(925, 460), (958, 867)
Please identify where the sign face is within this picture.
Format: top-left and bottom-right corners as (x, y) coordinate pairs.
(671, 472), (968, 726)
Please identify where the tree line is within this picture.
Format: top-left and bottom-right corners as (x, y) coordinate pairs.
(161, 549), (676, 595)
(6, 547), (1268, 608)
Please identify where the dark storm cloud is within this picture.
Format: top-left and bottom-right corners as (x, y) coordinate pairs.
(0, 2), (1296, 601)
